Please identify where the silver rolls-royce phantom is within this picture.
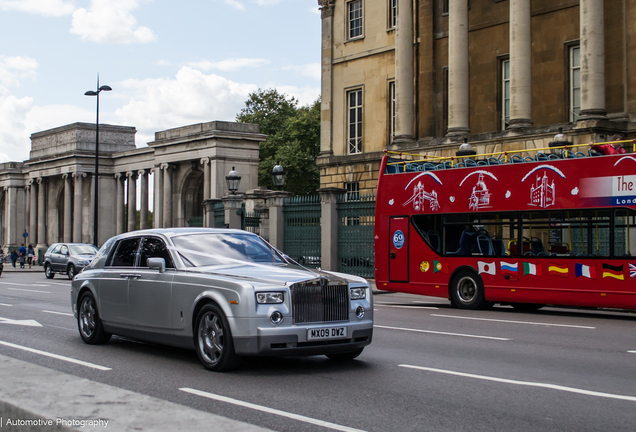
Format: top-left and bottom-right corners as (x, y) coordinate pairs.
(71, 228), (373, 371)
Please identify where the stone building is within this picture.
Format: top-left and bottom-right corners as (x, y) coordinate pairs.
(317, 0), (635, 193)
(0, 121), (263, 254)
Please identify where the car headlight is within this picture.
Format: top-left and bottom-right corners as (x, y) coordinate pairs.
(256, 292), (284, 304)
(78, 260), (90, 265)
(350, 287), (366, 300)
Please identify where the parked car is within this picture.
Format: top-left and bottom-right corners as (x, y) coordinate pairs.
(71, 228), (373, 371)
(43, 243), (98, 280)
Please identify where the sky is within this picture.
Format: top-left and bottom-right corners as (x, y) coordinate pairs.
(0, 0), (322, 163)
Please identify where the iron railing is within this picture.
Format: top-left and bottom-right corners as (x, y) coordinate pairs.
(337, 192), (375, 278)
(283, 195), (321, 267)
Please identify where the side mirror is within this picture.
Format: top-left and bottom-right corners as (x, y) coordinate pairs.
(147, 257), (166, 273)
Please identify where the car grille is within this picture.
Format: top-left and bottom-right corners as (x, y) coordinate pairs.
(291, 282), (349, 324)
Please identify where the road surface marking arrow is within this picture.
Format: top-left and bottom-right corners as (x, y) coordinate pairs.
(0, 317), (42, 327)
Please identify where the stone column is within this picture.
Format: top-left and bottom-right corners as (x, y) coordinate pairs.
(318, 187), (346, 271)
(115, 173), (125, 234)
(266, 190), (292, 250)
(223, 194), (244, 229)
(127, 171), (137, 232)
(36, 178), (46, 246)
(161, 163), (172, 228)
(29, 180), (37, 247)
(153, 165), (163, 228)
(63, 174), (72, 243)
(447, 0), (470, 136)
(4, 187), (17, 247)
(508, 0), (533, 128)
(394, 0), (414, 142)
(579, 0), (607, 119)
(139, 170), (149, 230)
(201, 158), (211, 200)
(318, 0), (335, 156)
(73, 173), (85, 243)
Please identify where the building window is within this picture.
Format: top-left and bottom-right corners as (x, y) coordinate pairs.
(502, 59), (510, 130)
(389, 0), (397, 29)
(570, 45), (581, 122)
(347, 89), (363, 154)
(348, 0), (363, 40)
(389, 81), (396, 141)
(442, 0), (449, 15)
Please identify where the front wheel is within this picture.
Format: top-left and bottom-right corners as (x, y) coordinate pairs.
(327, 348), (364, 361)
(67, 264), (76, 280)
(450, 269), (488, 310)
(44, 264), (55, 279)
(194, 304), (241, 372)
(78, 292), (111, 344)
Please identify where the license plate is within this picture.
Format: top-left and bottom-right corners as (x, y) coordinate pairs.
(307, 326), (347, 340)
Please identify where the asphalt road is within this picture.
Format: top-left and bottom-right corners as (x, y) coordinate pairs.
(1, 271), (635, 432)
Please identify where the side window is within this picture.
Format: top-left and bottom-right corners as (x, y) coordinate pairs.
(109, 238), (141, 267)
(51, 244), (62, 254)
(139, 237), (175, 269)
(60, 245), (68, 255)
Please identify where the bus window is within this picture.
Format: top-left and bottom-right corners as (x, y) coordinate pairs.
(440, 212), (519, 257)
(614, 209), (635, 257)
(411, 214), (442, 253)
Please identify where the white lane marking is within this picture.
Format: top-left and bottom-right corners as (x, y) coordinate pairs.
(374, 324), (510, 341)
(0, 340), (111, 371)
(399, 364), (636, 402)
(431, 314), (595, 329)
(376, 304), (439, 310)
(180, 388), (368, 432)
(7, 288), (51, 294)
(628, 351), (636, 354)
(0, 317), (42, 327)
(42, 310), (74, 317)
(0, 303), (13, 307)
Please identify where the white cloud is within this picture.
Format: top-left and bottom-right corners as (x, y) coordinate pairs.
(0, 0), (75, 16)
(273, 84), (320, 106)
(281, 62), (321, 81)
(70, 0), (156, 44)
(189, 58), (270, 72)
(0, 86), (33, 162)
(114, 66), (257, 144)
(0, 56), (39, 87)
(254, 0), (282, 5)
(224, 0), (244, 10)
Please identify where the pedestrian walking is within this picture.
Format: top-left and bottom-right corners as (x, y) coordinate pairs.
(10, 250), (18, 268)
(27, 244), (35, 268)
(18, 244), (27, 269)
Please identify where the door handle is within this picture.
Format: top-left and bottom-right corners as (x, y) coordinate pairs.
(119, 273), (142, 279)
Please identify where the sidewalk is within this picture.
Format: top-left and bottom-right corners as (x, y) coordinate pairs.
(2, 265), (43, 273)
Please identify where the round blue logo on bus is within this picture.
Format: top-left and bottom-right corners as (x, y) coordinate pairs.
(393, 230), (405, 249)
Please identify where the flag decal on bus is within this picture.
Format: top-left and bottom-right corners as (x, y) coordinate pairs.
(602, 264), (624, 280)
(500, 262), (518, 275)
(478, 261), (496, 275)
(433, 260), (448, 273)
(522, 262), (542, 276)
(575, 263), (596, 279)
(630, 263), (636, 278)
(548, 263), (569, 277)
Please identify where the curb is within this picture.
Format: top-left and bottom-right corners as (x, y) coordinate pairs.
(0, 354), (271, 432)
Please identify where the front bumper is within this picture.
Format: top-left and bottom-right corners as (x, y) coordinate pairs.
(232, 321), (373, 356)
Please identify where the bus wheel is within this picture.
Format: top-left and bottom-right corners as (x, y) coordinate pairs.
(450, 269), (487, 310)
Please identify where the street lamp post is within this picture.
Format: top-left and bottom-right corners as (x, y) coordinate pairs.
(85, 77), (112, 246)
(271, 162), (286, 189)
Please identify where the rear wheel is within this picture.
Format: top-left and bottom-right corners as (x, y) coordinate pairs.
(78, 292), (111, 344)
(67, 264), (76, 280)
(195, 304), (241, 372)
(44, 264), (55, 279)
(327, 348), (364, 361)
(450, 269), (488, 310)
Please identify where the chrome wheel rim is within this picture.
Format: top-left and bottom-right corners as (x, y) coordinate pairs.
(45, 266), (52, 277)
(198, 311), (224, 365)
(79, 296), (96, 339)
(456, 276), (477, 304)
(68, 266), (75, 279)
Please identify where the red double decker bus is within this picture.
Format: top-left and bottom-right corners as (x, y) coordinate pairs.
(374, 142), (636, 310)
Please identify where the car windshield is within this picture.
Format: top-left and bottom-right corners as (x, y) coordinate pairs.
(69, 245), (98, 256)
(171, 233), (285, 267)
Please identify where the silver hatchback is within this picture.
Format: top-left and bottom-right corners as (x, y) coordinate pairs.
(70, 228), (373, 371)
(44, 243), (98, 280)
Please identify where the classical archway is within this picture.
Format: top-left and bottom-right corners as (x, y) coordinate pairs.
(181, 168), (204, 227)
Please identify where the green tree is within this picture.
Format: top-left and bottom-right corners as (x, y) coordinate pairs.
(237, 89), (320, 195)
